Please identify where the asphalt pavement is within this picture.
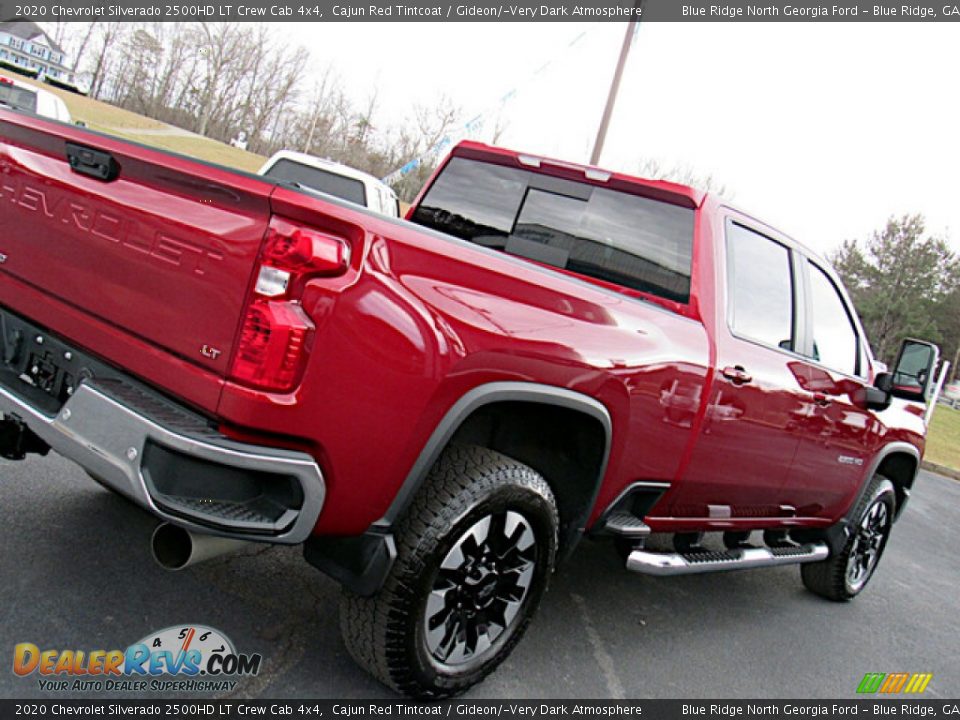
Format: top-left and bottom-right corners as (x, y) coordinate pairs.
(1, 454), (958, 699)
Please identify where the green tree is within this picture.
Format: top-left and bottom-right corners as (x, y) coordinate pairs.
(830, 214), (959, 364)
(936, 286), (960, 381)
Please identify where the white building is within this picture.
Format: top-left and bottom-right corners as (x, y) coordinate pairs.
(0, 22), (75, 86)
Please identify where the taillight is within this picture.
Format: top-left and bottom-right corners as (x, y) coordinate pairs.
(255, 218), (350, 298)
(262, 217), (349, 274)
(230, 301), (313, 391)
(229, 216), (350, 393)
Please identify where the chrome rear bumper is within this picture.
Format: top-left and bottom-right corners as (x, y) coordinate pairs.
(0, 377), (324, 544)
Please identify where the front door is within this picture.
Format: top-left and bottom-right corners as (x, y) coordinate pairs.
(781, 258), (880, 519)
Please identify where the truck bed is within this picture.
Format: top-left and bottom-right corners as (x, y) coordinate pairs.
(0, 108), (273, 413)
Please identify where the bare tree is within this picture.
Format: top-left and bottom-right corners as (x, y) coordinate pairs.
(40, 21), (97, 84)
(193, 23), (249, 136)
(352, 88), (379, 148)
(490, 112), (510, 146)
(635, 157), (731, 197)
(301, 69), (341, 155)
(68, 22), (99, 74)
(237, 31), (308, 154)
(114, 27), (163, 113)
(151, 24), (193, 115)
(47, 20), (69, 49)
(88, 23), (125, 99)
(53, 22), (465, 196)
(384, 98), (462, 202)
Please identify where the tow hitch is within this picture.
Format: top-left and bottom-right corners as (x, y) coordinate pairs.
(0, 415), (49, 460)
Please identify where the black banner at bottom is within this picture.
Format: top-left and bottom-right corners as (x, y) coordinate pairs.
(0, 699), (957, 720)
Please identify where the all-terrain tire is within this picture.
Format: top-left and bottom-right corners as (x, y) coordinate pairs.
(339, 444), (559, 697)
(800, 474), (896, 601)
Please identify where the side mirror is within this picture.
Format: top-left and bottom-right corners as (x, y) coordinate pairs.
(855, 372), (892, 411)
(874, 372), (893, 393)
(889, 338), (940, 402)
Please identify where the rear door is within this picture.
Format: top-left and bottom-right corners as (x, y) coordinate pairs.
(672, 215), (810, 521)
(0, 110), (272, 378)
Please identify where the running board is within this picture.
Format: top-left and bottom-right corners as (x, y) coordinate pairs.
(626, 543), (829, 576)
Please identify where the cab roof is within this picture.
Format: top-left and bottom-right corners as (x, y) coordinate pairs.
(449, 140), (706, 210)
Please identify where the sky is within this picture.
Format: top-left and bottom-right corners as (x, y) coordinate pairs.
(277, 21), (960, 256)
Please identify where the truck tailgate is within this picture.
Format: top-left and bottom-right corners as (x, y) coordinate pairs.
(0, 111), (272, 392)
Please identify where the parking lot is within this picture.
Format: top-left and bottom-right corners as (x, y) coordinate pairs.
(1, 454), (958, 699)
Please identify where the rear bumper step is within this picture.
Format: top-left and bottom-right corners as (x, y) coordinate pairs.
(626, 543), (829, 576)
(602, 510), (652, 538)
(0, 372), (324, 544)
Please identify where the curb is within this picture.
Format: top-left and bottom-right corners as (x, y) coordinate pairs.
(920, 460), (960, 482)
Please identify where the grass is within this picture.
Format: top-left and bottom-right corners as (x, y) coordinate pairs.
(5, 73), (266, 172)
(98, 130), (266, 173)
(925, 404), (960, 471)
(10, 74), (167, 130)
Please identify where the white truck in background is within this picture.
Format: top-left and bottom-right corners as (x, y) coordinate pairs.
(258, 150), (401, 218)
(0, 74), (72, 123)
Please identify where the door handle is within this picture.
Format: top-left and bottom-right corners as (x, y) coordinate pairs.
(812, 392), (832, 407)
(66, 142), (119, 182)
(721, 366), (752, 385)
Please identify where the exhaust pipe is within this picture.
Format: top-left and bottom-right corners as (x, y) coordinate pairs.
(151, 523), (256, 571)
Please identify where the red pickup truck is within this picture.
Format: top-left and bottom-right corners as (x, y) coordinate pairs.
(0, 108), (941, 697)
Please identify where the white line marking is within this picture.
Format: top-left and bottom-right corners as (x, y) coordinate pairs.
(571, 592), (625, 699)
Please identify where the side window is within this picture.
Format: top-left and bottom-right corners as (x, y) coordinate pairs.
(726, 223), (795, 351)
(807, 261), (860, 377)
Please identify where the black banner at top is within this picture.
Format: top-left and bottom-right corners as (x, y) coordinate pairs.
(0, 0), (958, 22)
(0, 699), (956, 718)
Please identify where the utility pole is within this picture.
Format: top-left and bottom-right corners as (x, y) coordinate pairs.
(590, 1), (642, 166)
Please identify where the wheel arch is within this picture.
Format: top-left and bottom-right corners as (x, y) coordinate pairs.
(304, 382), (612, 596)
(378, 381), (613, 557)
(870, 444), (921, 520)
(835, 442), (921, 528)
(795, 441), (920, 556)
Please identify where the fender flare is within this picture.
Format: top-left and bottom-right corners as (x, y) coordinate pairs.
(857, 441), (921, 521)
(811, 441), (921, 556)
(376, 380), (613, 529)
(305, 381), (613, 596)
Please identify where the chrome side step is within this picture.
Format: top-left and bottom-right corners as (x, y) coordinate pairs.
(626, 543), (829, 576)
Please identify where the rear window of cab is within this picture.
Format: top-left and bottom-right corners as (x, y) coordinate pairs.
(411, 157), (695, 304)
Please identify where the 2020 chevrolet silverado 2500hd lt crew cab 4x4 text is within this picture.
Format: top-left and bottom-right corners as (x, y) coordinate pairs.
(0, 108), (942, 697)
